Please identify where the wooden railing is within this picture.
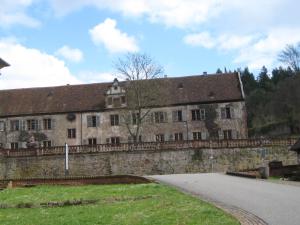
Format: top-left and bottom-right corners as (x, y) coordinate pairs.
(0, 138), (297, 158)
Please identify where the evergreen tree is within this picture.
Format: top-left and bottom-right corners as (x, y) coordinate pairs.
(271, 66), (293, 84)
(271, 75), (300, 133)
(240, 67), (257, 95)
(216, 68), (223, 74)
(258, 66), (273, 91)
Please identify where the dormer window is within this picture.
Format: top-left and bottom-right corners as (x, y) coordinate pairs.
(209, 91), (215, 99)
(105, 78), (126, 109)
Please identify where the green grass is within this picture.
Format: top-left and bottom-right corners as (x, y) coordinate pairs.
(268, 176), (282, 180)
(0, 183), (239, 225)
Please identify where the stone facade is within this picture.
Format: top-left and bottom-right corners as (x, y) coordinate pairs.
(0, 101), (247, 148)
(0, 73), (247, 149)
(0, 144), (297, 180)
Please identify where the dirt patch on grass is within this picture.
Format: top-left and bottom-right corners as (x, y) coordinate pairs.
(0, 195), (158, 209)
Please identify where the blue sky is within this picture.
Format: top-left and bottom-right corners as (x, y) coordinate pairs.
(1, 0), (300, 89)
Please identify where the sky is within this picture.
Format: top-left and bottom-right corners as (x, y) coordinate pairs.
(1, 0), (300, 89)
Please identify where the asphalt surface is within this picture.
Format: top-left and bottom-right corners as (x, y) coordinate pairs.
(149, 173), (300, 225)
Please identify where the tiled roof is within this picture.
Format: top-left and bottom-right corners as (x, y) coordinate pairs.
(0, 73), (244, 117)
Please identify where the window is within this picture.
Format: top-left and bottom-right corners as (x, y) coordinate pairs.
(177, 83), (183, 89)
(221, 107), (233, 119)
(155, 134), (165, 142)
(172, 110), (182, 122)
(27, 119), (38, 131)
(154, 112), (167, 123)
(43, 140), (52, 147)
(67, 128), (76, 139)
(121, 96), (126, 104)
(43, 119), (52, 130)
(193, 132), (202, 140)
(107, 97), (112, 105)
(223, 130), (232, 140)
(10, 120), (20, 131)
(20, 120), (26, 130)
(174, 132), (183, 141)
(110, 114), (119, 126)
(110, 137), (120, 145)
(88, 138), (97, 145)
(11, 142), (19, 149)
(113, 97), (121, 107)
(191, 109), (205, 121)
(146, 113), (154, 123)
(128, 135), (142, 143)
(136, 135), (142, 142)
(0, 121), (5, 131)
(132, 113), (140, 125)
(87, 115), (99, 127)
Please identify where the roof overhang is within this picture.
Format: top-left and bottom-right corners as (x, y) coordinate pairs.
(0, 58), (10, 69)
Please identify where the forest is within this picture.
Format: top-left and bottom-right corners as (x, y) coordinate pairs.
(236, 44), (300, 137)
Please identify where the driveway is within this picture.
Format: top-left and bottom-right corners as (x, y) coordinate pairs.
(149, 173), (300, 225)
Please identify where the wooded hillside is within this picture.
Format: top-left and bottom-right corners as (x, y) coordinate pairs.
(239, 44), (300, 137)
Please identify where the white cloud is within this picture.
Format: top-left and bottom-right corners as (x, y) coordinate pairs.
(89, 18), (139, 53)
(51, 0), (222, 28)
(49, 0), (299, 30)
(1, 0), (291, 31)
(77, 71), (121, 83)
(0, 39), (81, 89)
(184, 32), (255, 50)
(218, 34), (256, 51)
(55, 45), (83, 62)
(184, 28), (300, 70)
(0, 0), (40, 28)
(184, 32), (216, 48)
(234, 28), (300, 70)
(50, 0), (223, 28)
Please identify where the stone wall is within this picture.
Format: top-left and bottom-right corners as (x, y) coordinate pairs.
(0, 101), (247, 148)
(0, 145), (297, 180)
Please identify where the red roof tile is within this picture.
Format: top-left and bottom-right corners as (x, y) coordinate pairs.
(0, 73), (243, 117)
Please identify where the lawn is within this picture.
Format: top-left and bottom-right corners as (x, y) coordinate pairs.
(0, 183), (239, 225)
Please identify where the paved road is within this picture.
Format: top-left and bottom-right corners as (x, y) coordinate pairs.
(150, 173), (300, 225)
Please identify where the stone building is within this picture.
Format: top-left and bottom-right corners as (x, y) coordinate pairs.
(0, 72), (247, 149)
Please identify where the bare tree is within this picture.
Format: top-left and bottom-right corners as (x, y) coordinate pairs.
(278, 44), (300, 72)
(114, 53), (164, 143)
